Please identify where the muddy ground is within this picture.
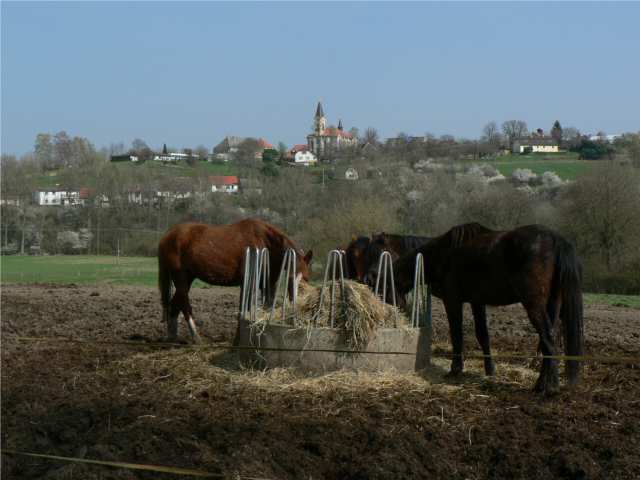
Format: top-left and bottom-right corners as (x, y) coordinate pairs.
(1, 283), (639, 479)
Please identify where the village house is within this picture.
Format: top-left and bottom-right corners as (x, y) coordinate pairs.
(287, 144), (318, 166)
(513, 129), (559, 153)
(209, 175), (240, 194)
(307, 102), (357, 159)
(213, 136), (245, 161)
(33, 189), (83, 206)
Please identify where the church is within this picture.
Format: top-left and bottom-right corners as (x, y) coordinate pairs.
(307, 102), (357, 159)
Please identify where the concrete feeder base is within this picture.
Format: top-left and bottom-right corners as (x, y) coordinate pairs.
(234, 319), (431, 372)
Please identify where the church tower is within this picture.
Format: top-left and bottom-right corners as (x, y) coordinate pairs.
(314, 101), (326, 134)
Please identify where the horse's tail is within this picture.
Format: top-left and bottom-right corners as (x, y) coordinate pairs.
(555, 237), (584, 384)
(158, 249), (173, 323)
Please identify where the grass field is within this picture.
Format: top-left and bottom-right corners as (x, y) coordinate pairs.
(2, 255), (638, 308)
(490, 152), (596, 180)
(34, 160), (237, 189)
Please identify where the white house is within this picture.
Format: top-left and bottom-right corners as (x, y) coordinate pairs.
(512, 137), (559, 153)
(288, 144), (317, 166)
(34, 190), (82, 206)
(345, 167), (359, 181)
(209, 175), (239, 194)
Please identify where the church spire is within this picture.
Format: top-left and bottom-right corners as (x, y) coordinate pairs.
(338, 119), (343, 131)
(315, 101), (324, 118)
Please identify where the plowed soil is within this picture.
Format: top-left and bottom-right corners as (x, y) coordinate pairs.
(2, 283), (639, 479)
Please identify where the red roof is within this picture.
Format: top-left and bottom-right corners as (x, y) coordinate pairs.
(321, 128), (353, 138)
(258, 138), (274, 149)
(209, 175), (239, 186)
(291, 144), (309, 153)
(79, 187), (95, 199)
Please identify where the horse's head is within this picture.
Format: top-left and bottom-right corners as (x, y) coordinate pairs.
(297, 250), (313, 282)
(344, 236), (371, 283)
(364, 232), (394, 287)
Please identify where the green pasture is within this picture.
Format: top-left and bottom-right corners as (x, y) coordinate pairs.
(0, 255), (209, 289)
(490, 152), (595, 180)
(2, 255), (638, 308)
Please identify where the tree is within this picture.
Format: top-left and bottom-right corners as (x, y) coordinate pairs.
(562, 127), (581, 149)
(234, 138), (261, 165)
(363, 127), (379, 145)
(502, 120), (528, 149)
(34, 133), (54, 170)
(550, 120), (563, 145)
(131, 138), (150, 154)
(53, 131), (73, 169)
(482, 121), (501, 146)
(195, 145), (209, 160)
(277, 142), (288, 159)
(162, 143), (168, 155)
(561, 165), (640, 272)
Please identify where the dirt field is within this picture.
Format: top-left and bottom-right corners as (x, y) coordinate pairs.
(2, 283), (639, 479)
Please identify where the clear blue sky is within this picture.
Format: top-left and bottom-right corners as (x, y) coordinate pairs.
(2, 1), (639, 156)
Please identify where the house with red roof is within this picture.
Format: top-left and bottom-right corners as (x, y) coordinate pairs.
(306, 102), (357, 160)
(209, 175), (239, 194)
(288, 144), (318, 166)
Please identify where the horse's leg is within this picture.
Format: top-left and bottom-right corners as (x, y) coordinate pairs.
(182, 284), (202, 344)
(170, 277), (201, 344)
(471, 303), (495, 376)
(444, 299), (464, 376)
(524, 303), (559, 394)
(547, 294), (563, 350)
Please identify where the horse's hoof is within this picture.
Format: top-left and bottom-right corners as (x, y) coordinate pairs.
(445, 369), (463, 378)
(484, 360), (496, 376)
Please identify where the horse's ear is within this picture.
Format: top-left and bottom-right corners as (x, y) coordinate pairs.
(304, 250), (313, 265)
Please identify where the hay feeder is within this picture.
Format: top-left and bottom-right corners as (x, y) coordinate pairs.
(234, 248), (432, 372)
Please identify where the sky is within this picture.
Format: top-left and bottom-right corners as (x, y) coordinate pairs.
(2, 1), (639, 156)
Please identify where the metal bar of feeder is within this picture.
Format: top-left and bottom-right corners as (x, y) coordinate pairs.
(374, 251), (398, 326)
(315, 250), (346, 328)
(240, 247), (253, 320)
(269, 248), (297, 325)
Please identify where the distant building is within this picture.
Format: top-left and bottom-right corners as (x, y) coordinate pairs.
(307, 102), (357, 159)
(588, 133), (621, 142)
(213, 136), (246, 161)
(512, 136), (559, 153)
(287, 144), (318, 166)
(344, 167), (359, 181)
(110, 154), (139, 162)
(209, 175), (239, 194)
(34, 190), (82, 206)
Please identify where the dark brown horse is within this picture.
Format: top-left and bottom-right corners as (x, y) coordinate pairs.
(364, 233), (432, 286)
(393, 223), (584, 394)
(342, 236), (371, 282)
(158, 218), (312, 342)
(342, 233), (431, 285)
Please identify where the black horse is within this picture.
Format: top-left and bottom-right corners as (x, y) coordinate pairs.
(364, 232), (432, 285)
(393, 222), (584, 394)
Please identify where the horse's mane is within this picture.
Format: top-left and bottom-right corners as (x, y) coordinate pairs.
(447, 222), (494, 248)
(373, 233), (431, 251)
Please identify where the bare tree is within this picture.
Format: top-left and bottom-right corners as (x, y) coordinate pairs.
(502, 120), (528, 149)
(550, 120), (563, 144)
(561, 164), (640, 271)
(195, 145), (209, 160)
(482, 121), (501, 146)
(363, 127), (379, 145)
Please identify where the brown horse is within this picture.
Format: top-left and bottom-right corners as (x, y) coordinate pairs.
(342, 236), (371, 282)
(158, 218), (312, 342)
(342, 233), (431, 285)
(364, 232), (432, 286)
(393, 223), (584, 394)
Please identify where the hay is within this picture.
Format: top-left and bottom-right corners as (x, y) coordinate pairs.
(256, 280), (408, 349)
